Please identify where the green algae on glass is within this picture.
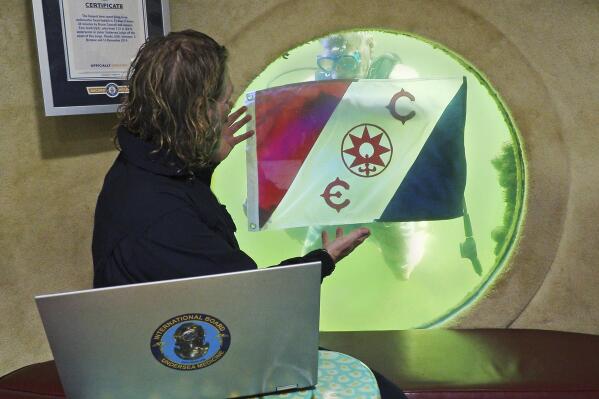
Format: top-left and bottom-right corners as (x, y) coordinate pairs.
(492, 143), (519, 256)
(212, 29), (526, 331)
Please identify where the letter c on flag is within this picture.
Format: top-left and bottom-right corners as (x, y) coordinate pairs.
(321, 177), (351, 213)
(387, 88), (416, 124)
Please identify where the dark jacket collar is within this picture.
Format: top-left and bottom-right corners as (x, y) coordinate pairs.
(117, 125), (215, 184)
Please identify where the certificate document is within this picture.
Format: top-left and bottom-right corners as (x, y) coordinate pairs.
(60, 0), (148, 81)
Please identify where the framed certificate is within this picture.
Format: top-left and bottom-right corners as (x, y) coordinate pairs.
(32, 0), (170, 116)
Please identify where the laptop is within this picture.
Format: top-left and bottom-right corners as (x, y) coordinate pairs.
(35, 261), (322, 399)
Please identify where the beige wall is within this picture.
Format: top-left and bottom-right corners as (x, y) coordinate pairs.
(1, 0), (598, 376)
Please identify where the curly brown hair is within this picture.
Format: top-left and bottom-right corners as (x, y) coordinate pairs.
(119, 30), (228, 171)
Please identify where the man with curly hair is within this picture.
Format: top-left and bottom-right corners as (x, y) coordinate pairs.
(92, 30), (370, 288)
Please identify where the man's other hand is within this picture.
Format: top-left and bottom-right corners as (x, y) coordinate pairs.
(322, 227), (370, 263)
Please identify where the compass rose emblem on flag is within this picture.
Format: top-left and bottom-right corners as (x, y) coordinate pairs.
(245, 77), (467, 231)
(342, 123), (392, 178)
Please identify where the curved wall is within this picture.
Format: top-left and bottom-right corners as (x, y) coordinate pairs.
(1, 0), (597, 376)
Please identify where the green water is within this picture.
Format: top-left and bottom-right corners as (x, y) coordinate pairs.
(212, 30), (525, 331)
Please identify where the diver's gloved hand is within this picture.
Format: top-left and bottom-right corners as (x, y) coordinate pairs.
(322, 227), (370, 263)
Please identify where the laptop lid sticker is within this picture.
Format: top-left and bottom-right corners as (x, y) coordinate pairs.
(150, 313), (231, 371)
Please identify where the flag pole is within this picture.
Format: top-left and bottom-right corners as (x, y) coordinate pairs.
(460, 198), (483, 275)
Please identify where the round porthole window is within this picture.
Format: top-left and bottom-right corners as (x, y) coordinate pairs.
(213, 30), (525, 330)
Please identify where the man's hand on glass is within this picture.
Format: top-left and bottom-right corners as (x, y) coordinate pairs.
(215, 106), (254, 162)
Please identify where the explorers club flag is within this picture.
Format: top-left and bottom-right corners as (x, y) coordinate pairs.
(245, 77), (467, 231)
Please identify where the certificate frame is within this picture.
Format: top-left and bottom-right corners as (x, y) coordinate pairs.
(32, 0), (170, 116)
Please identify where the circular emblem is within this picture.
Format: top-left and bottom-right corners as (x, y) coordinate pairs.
(341, 123), (393, 178)
(150, 313), (231, 371)
(105, 83), (119, 98)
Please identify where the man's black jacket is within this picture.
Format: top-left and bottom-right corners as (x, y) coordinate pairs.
(92, 126), (334, 288)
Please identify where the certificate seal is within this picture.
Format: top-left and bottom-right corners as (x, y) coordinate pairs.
(105, 82), (120, 98)
(150, 313), (231, 371)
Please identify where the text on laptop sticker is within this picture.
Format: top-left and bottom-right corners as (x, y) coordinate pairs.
(150, 313), (231, 370)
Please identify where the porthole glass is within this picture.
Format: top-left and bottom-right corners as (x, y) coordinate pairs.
(213, 30), (525, 330)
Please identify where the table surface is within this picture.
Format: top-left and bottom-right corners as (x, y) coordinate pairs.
(3, 329), (599, 398)
(319, 329), (599, 392)
(0, 350), (380, 399)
